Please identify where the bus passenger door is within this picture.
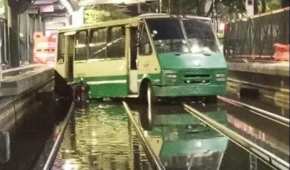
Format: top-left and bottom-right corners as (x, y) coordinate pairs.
(128, 27), (138, 94)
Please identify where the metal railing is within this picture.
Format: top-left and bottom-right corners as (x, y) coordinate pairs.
(0, 64), (43, 78)
(224, 7), (290, 60)
(218, 96), (289, 127)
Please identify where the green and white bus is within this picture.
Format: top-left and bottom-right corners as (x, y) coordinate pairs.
(56, 13), (227, 128)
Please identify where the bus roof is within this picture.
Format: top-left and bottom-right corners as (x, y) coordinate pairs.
(138, 13), (211, 20)
(58, 13), (212, 33)
(58, 17), (139, 33)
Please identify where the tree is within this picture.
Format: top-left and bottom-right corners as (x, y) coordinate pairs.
(161, 0), (247, 17)
(84, 5), (129, 23)
(282, 0), (290, 7)
(151, 0), (285, 18)
(161, 0), (211, 16)
(254, 0), (267, 14)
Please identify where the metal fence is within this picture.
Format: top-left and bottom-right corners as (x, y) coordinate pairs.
(224, 7), (289, 60)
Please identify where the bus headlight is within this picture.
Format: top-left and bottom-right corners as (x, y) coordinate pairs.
(216, 77), (226, 81)
(163, 70), (178, 84)
(166, 73), (177, 79)
(216, 73), (226, 81)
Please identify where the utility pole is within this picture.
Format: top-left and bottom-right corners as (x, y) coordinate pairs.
(168, 0), (171, 14)
(137, 2), (141, 14)
(159, 0), (162, 13)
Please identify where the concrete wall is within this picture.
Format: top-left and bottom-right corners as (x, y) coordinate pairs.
(227, 62), (289, 109)
(0, 66), (56, 163)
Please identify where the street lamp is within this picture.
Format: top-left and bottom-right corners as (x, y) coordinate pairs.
(159, 0), (162, 13)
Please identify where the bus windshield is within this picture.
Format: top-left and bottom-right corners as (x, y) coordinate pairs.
(183, 19), (219, 53)
(145, 18), (220, 54)
(146, 18), (187, 53)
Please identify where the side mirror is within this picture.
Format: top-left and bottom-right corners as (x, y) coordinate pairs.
(151, 30), (158, 38)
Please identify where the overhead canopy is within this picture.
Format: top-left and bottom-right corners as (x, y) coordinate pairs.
(78, 0), (151, 6)
(8, 0), (32, 13)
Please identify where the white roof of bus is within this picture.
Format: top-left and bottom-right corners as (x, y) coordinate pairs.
(138, 13), (211, 20)
(58, 13), (211, 33)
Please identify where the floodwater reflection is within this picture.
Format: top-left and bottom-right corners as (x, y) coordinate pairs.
(53, 100), (286, 170)
(52, 101), (152, 170)
(132, 100), (281, 170)
(147, 114), (228, 169)
(190, 101), (289, 163)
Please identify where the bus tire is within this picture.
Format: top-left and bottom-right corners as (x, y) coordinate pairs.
(140, 82), (155, 130)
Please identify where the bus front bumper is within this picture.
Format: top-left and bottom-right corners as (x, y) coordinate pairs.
(152, 84), (226, 97)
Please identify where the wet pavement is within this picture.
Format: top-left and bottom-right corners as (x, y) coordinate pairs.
(130, 100), (285, 170)
(220, 102), (289, 162)
(3, 91), (287, 170)
(222, 93), (289, 162)
(52, 96), (288, 170)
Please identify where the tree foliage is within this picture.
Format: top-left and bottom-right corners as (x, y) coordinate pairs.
(82, 0), (288, 23)
(161, 0), (209, 15)
(84, 5), (129, 23)
(161, 0), (286, 18)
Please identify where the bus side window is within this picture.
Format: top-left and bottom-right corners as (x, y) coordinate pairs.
(139, 25), (152, 56)
(89, 28), (107, 59)
(57, 33), (65, 63)
(75, 30), (88, 60)
(107, 26), (125, 58)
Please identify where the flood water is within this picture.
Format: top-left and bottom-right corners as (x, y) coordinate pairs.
(1, 76), (287, 170)
(130, 100), (283, 170)
(52, 98), (288, 170)
(225, 93), (289, 119)
(52, 102), (152, 170)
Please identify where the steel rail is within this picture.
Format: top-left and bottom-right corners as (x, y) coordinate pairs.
(218, 96), (289, 127)
(43, 101), (75, 170)
(122, 101), (165, 170)
(183, 103), (289, 170)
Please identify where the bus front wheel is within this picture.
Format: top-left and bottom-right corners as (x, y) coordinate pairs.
(140, 82), (155, 130)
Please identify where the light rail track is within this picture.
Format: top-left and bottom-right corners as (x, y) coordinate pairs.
(183, 103), (289, 170)
(44, 98), (287, 170)
(122, 101), (165, 170)
(218, 96), (289, 127)
(43, 101), (75, 170)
